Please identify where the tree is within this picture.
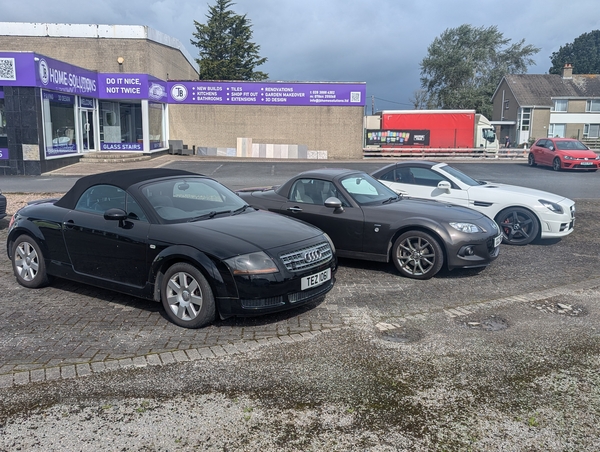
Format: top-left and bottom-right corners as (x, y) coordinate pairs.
(549, 30), (600, 75)
(419, 24), (539, 118)
(191, 0), (268, 81)
(409, 89), (430, 109)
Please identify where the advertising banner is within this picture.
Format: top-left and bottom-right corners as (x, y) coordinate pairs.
(98, 74), (168, 101)
(0, 52), (37, 87)
(36, 55), (98, 96)
(366, 129), (430, 146)
(168, 81), (366, 107)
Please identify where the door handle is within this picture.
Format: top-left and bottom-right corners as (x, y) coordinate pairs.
(287, 206), (303, 213)
(64, 219), (75, 230)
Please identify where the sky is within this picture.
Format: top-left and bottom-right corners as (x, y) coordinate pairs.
(2, 0), (600, 113)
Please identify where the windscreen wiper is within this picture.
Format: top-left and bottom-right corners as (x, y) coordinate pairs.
(382, 195), (400, 204)
(231, 204), (251, 215)
(188, 210), (231, 222)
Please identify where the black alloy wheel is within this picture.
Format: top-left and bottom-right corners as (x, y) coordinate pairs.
(392, 231), (444, 280)
(495, 207), (539, 245)
(161, 262), (216, 328)
(527, 153), (537, 167)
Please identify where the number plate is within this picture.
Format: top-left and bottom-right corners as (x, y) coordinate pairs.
(301, 268), (331, 290)
(580, 162), (593, 166)
(494, 234), (502, 247)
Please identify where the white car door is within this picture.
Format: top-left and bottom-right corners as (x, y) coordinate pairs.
(379, 166), (470, 207)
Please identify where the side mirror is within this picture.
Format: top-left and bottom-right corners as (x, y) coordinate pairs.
(104, 208), (129, 227)
(324, 197), (344, 212)
(437, 181), (451, 192)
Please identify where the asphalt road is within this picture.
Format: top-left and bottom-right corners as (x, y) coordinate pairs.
(1, 159), (599, 200)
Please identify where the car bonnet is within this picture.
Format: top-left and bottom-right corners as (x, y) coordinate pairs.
(160, 209), (325, 258)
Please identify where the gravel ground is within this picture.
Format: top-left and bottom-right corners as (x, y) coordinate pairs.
(1, 195), (600, 451)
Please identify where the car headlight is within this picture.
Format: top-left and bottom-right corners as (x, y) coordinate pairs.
(539, 199), (563, 214)
(563, 155), (575, 160)
(449, 222), (484, 233)
(225, 251), (279, 275)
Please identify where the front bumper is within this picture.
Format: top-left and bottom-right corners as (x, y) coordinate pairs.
(446, 233), (501, 270)
(216, 259), (337, 318)
(538, 202), (576, 239)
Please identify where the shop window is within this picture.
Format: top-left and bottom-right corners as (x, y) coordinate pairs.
(41, 91), (77, 157)
(148, 102), (165, 150)
(100, 101), (143, 151)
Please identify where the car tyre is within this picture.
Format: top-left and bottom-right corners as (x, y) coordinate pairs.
(553, 158), (562, 171)
(392, 231), (444, 280)
(161, 262), (216, 328)
(11, 234), (49, 288)
(495, 207), (539, 246)
(527, 153), (537, 167)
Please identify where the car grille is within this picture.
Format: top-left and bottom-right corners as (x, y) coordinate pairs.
(486, 236), (500, 257)
(279, 241), (333, 272)
(288, 279), (334, 303)
(241, 296), (285, 309)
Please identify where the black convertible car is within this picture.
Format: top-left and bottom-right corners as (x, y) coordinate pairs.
(6, 169), (336, 328)
(238, 169), (502, 280)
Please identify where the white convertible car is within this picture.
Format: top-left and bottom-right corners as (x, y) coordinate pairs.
(372, 161), (575, 245)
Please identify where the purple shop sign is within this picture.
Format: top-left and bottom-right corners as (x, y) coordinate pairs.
(0, 148), (8, 160)
(98, 74), (167, 101)
(36, 55), (98, 96)
(0, 52), (37, 87)
(167, 81), (366, 107)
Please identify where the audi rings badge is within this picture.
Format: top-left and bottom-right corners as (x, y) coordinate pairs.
(303, 249), (322, 264)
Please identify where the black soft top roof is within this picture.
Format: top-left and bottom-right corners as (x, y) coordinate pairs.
(55, 168), (200, 209)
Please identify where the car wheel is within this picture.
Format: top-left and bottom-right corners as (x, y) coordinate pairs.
(527, 153), (537, 167)
(495, 207), (539, 246)
(161, 262), (216, 328)
(392, 231), (444, 280)
(553, 158), (562, 171)
(11, 234), (49, 288)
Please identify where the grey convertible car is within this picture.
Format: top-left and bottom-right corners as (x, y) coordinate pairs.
(238, 169), (502, 280)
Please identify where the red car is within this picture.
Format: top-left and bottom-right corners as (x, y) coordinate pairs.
(528, 138), (600, 171)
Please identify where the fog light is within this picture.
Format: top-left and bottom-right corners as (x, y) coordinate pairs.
(459, 245), (475, 257)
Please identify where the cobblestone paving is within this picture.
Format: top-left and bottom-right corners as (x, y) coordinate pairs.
(1, 199), (599, 388)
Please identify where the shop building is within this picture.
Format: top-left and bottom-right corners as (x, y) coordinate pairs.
(0, 23), (366, 175)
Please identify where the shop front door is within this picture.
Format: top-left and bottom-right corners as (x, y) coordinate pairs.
(80, 109), (96, 151)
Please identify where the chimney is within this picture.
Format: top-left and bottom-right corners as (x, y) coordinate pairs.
(562, 63), (573, 79)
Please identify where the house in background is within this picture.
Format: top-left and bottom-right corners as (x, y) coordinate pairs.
(491, 64), (600, 148)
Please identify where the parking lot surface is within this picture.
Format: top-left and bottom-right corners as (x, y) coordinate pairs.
(1, 158), (599, 450)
